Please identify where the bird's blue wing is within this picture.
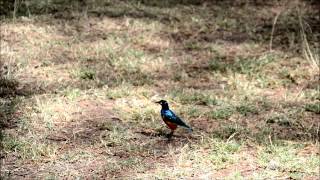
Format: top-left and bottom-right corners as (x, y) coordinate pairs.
(162, 110), (190, 128)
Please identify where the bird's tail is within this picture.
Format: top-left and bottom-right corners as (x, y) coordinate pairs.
(183, 125), (193, 132)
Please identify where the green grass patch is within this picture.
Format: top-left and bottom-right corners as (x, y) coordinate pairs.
(209, 53), (275, 76)
(2, 135), (57, 160)
(209, 107), (234, 120)
(63, 88), (81, 100)
(171, 89), (217, 106)
(205, 139), (242, 169)
(106, 86), (132, 99)
(258, 142), (320, 178)
(233, 54), (275, 75)
(236, 103), (259, 116)
(79, 68), (96, 80)
(179, 106), (203, 118)
(305, 102), (320, 114)
(266, 113), (291, 127)
(131, 108), (158, 123)
(211, 124), (249, 140)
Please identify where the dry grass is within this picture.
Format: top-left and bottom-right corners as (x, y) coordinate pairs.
(1, 0), (319, 179)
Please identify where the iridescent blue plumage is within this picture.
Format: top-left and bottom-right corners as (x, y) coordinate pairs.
(161, 109), (191, 129)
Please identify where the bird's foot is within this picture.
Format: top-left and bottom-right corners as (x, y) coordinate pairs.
(166, 131), (174, 140)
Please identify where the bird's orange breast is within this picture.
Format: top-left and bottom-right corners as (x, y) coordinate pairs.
(163, 118), (178, 130)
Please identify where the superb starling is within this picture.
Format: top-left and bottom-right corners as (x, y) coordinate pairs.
(156, 100), (193, 138)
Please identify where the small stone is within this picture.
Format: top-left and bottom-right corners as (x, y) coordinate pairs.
(267, 160), (279, 170)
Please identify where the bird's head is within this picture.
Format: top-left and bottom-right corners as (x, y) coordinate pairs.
(155, 100), (169, 109)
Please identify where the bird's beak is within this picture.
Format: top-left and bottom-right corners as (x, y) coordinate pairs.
(155, 101), (161, 104)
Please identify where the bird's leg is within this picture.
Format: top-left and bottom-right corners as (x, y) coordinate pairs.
(167, 129), (174, 139)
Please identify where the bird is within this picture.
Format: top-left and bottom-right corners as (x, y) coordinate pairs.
(155, 100), (192, 138)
